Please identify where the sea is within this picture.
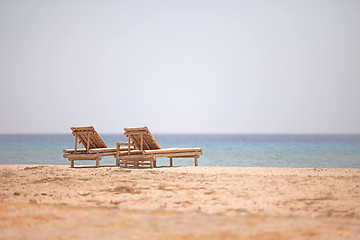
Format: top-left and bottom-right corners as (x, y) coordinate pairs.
(0, 134), (360, 168)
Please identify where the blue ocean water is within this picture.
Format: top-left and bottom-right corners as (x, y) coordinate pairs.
(0, 134), (360, 168)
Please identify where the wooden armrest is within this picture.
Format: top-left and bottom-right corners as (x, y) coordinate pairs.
(116, 142), (135, 152)
(116, 141), (134, 150)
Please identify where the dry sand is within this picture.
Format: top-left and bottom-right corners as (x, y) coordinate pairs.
(1, 165), (360, 239)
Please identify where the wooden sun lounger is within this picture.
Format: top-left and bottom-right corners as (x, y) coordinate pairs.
(63, 126), (133, 168)
(115, 127), (202, 167)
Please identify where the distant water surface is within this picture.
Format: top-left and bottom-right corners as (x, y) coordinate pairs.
(0, 134), (359, 168)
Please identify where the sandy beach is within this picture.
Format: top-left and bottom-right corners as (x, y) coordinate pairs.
(1, 165), (360, 239)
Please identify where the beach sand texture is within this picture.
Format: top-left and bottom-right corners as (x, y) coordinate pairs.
(1, 165), (360, 239)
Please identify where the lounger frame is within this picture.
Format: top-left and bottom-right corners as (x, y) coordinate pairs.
(63, 126), (133, 167)
(116, 127), (202, 167)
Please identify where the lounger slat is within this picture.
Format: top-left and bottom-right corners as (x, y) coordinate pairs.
(131, 135), (141, 150)
(89, 133), (98, 149)
(77, 133), (89, 150)
(124, 127), (150, 133)
(71, 127), (95, 133)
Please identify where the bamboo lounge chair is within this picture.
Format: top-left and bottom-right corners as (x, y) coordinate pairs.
(115, 127), (202, 167)
(63, 126), (132, 167)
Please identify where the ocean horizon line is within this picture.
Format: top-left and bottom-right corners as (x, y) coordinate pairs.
(0, 132), (360, 135)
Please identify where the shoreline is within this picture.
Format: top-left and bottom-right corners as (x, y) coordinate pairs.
(1, 165), (360, 239)
(2, 163), (360, 169)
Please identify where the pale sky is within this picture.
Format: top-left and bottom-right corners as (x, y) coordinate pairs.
(0, 0), (359, 134)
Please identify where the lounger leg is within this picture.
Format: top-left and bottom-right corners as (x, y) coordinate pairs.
(195, 156), (198, 167)
(71, 160), (74, 168)
(154, 158), (157, 167)
(116, 157), (119, 167)
(150, 158), (154, 168)
(169, 157), (173, 167)
(96, 157), (100, 168)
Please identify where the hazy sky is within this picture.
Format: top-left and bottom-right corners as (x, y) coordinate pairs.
(0, 0), (359, 134)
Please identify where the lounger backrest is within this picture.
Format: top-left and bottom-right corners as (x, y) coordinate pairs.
(71, 126), (107, 149)
(124, 127), (161, 150)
